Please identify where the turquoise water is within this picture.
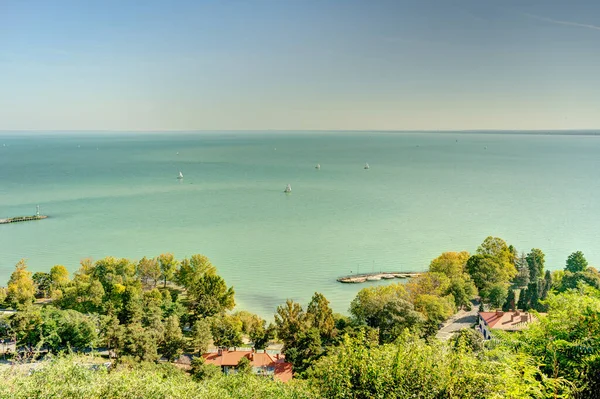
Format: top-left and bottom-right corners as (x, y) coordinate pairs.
(1, 131), (599, 318)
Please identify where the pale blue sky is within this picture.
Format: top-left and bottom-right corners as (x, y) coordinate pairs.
(1, 0), (599, 131)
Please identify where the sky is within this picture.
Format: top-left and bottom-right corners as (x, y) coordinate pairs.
(1, 0), (599, 131)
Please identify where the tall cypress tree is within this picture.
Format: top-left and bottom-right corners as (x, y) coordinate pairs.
(502, 289), (516, 312)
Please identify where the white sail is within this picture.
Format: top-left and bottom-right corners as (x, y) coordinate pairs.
(284, 184), (292, 193)
(315, 163), (320, 170)
(364, 163), (369, 169)
(177, 171), (183, 179)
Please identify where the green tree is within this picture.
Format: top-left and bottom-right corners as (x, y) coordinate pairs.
(236, 356), (253, 374)
(7, 259), (36, 307)
(285, 327), (324, 374)
(190, 356), (221, 381)
(378, 297), (425, 343)
(119, 285), (143, 324)
(428, 251), (470, 277)
(161, 315), (185, 361)
(274, 299), (306, 350)
(211, 314), (243, 348)
(349, 283), (408, 326)
(513, 252), (530, 287)
(485, 283), (508, 309)
(306, 292), (335, 340)
(502, 289), (516, 311)
(446, 277), (477, 310)
(49, 265), (70, 288)
(510, 288), (600, 397)
(525, 248), (545, 281)
(176, 254), (216, 289)
(565, 251), (588, 273)
(191, 318), (212, 354)
(32, 272), (51, 298)
(121, 322), (159, 362)
(136, 257), (161, 288)
(187, 274), (235, 319)
(465, 254), (508, 291)
(157, 253), (178, 288)
(413, 294), (454, 336)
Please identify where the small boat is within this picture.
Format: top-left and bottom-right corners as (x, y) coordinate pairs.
(364, 163), (370, 170)
(284, 184), (292, 193)
(366, 275), (381, 281)
(315, 164), (320, 170)
(177, 171), (184, 179)
(381, 274), (395, 279)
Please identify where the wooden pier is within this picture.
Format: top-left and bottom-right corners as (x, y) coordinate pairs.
(337, 271), (423, 284)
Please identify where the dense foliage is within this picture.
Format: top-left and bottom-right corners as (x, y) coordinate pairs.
(1, 236), (599, 398)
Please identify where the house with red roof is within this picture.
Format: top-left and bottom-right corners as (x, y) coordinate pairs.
(202, 348), (293, 382)
(477, 310), (540, 340)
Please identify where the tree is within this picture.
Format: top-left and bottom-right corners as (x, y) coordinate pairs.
(136, 257), (161, 288)
(349, 283), (408, 326)
(517, 287), (529, 311)
(513, 253), (530, 287)
(190, 356), (221, 381)
(306, 292), (335, 340)
(49, 265), (70, 288)
(485, 283), (508, 310)
(157, 253), (178, 288)
(511, 289), (600, 397)
(285, 327), (324, 374)
(236, 356), (253, 374)
(7, 259), (36, 307)
(191, 318), (212, 354)
(406, 272), (451, 301)
(176, 254), (216, 289)
(525, 249), (545, 281)
(502, 289), (516, 311)
(413, 294), (454, 336)
(274, 299), (305, 350)
(211, 314), (242, 348)
(121, 322), (159, 362)
(119, 285), (142, 324)
(161, 315), (185, 361)
(477, 236), (512, 261)
(565, 251), (588, 273)
(428, 251), (470, 277)
(541, 270), (553, 300)
(465, 255), (508, 291)
(446, 277), (477, 310)
(187, 274), (235, 319)
(32, 272), (52, 298)
(378, 297), (425, 343)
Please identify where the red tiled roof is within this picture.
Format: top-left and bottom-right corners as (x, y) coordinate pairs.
(479, 311), (539, 331)
(202, 350), (293, 382)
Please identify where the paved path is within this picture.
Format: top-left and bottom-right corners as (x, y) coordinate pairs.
(436, 300), (479, 340)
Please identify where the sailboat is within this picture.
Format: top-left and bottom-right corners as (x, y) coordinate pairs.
(364, 163), (370, 170)
(315, 163), (320, 170)
(284, 184), (292, 193)
(177, 171), (183, 179)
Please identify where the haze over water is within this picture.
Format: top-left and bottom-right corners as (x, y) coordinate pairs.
(0, 131), (598, 317)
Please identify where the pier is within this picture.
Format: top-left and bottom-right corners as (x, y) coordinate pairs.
(0, 205), (48, 225)
(337, 271), (423, 284)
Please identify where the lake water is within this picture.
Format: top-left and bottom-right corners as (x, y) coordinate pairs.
(0, 131), (599, 318)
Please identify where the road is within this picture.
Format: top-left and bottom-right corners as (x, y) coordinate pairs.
(436, 300), (480, 340)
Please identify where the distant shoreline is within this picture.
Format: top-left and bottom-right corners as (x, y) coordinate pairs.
(0, 129), (599, 137)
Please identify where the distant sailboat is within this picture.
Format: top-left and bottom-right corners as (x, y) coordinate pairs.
(284, 184), (292, 193)
(364, 163), (370, 170)
(315, 163), (320, 170)
(177, 171), (183, 179)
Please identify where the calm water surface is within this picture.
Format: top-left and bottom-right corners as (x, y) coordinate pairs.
(0, 131), (598, 317)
